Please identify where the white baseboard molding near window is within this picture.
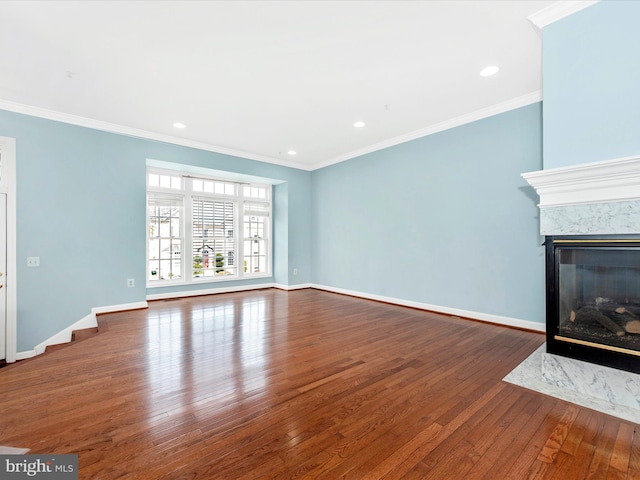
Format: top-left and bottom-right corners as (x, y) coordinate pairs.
(309, 283), (546, 333)
(146, 282), (276, 301)
(145, 282), (312, 301)
(15, 284), (543, 361)
(16, 301), (148, 361)
(274, 282), (312, 291)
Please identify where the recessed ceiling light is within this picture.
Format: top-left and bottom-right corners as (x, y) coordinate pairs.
(288, 150), (296, 155)
(479, 66), (500, 77)
(353, 121), (365, 128)
(173, 122), (186, 129)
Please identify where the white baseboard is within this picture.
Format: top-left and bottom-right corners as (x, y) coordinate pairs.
(14, 284), (544, 361)
(273, 282), (312, 291)
(92, 301), (148, 315)
(146, 282), (275, 301)
(15, 301), (149, 360)
(309, 283), (546, 333)
(14, 351), (37, 361)
(146, 281), (311, 300)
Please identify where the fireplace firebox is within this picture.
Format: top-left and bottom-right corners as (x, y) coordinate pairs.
(545, 235), (640, 374)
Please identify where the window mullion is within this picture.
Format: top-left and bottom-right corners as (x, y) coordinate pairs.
(185, 188), (193, 284)
(238, 200), (245, 278)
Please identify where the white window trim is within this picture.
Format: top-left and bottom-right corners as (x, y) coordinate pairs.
(146, 168), (272, 288)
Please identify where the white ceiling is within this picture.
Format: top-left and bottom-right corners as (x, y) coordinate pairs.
(0, 1), (579, 170)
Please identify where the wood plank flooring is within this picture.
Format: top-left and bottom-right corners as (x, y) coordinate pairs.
(1, 288), (638, 479)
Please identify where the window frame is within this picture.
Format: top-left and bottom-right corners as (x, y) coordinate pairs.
(147, 192), (184, 283)
(146, 168), (272, 288)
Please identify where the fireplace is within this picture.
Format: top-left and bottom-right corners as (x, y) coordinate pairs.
(514, 157), (640, 421)
(545, 235), (640, 374)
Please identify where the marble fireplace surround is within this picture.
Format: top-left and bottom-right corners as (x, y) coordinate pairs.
(503, 155), (640, 423)
(523, 155), (640, 236)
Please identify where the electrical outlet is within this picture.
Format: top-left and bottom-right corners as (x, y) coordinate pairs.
(127, 279), (135, 288)
(27, 257), (40, 267)
(293, 268), (298, 276)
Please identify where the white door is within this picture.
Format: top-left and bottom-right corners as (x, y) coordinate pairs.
(0, 193), (5, 361)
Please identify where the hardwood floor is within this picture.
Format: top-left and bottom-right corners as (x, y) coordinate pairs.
(1, 288), (638, 479)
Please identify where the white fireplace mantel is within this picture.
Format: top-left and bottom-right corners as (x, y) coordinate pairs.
(522, 155), (640, 207)
(513, 155), (640, 423)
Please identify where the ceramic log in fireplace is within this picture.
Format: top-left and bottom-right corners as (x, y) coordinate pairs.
(545, 235), (640, 374)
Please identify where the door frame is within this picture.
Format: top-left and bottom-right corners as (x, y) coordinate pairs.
(0, 137), (16, 362)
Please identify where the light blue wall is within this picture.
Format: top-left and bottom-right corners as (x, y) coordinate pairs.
(2, 90), (545, 351)
(0, 109), (311, 352)
(543, 1), (640, 169)
(311, 103), (544, 323)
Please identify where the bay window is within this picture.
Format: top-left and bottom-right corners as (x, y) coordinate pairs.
(147, 169), (271, 286)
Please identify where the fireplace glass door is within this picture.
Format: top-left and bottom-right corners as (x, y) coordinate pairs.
(547, 236), (640, 373)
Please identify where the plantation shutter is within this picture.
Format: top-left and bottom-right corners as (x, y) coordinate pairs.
(192, 198), (236, 277)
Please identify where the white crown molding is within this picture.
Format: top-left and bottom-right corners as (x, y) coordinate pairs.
(2, 92), (543, 173)
(2, 91), (542, 173)
(522, 155), (640, 207)
(528, 1), (599, 29)
(312, 91), (542, 171)
(0, 99), (312, 171)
